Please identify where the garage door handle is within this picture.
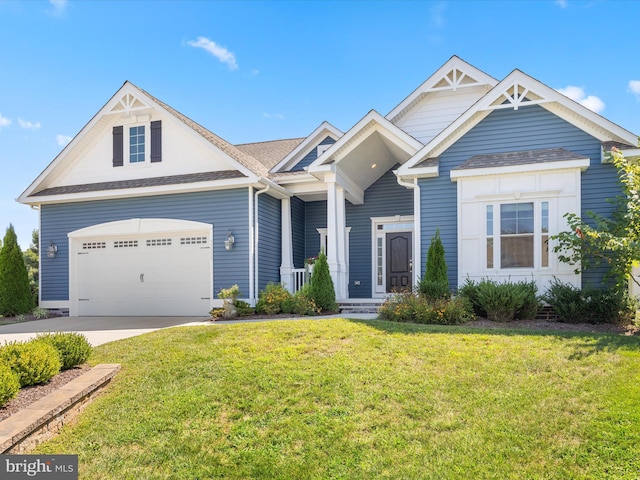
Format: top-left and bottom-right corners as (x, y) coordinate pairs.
(140, 273), (144, 283)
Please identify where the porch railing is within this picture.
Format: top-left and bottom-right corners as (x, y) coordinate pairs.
(292, 268), (307, 293)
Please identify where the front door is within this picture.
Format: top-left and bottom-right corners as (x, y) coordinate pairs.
(386, 232), (412, 292)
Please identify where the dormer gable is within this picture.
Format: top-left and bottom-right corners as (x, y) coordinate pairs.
(270, 121), (343, 173)
(386, 56), (498, 144)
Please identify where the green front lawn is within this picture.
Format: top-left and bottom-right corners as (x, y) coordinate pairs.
(35, 319), (640, 479)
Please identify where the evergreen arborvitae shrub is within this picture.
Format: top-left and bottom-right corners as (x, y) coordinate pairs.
(0, 224), (34, 316)
(418, 229), (449, 300)
(36, 332), (92, 370)
(0, 340), (61, 387)
(0, 362), (20, 407)
(309, 251), (337, 312)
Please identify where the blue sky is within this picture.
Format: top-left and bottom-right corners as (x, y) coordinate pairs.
(1, 0), (639, 248)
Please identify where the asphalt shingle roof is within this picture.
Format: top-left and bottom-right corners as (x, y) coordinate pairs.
(453, 148), (587, 171)
(32, 170), (246, 196)
(235, 138), (304, 170)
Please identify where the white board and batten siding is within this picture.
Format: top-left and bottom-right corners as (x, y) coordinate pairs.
(68, 219), (212, 317)
(393, 86), (488, 145)
(457, 168), (582, 293)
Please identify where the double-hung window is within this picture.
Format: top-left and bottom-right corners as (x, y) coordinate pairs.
(486, 201), (549, 270)
(129, 126), (146, 163)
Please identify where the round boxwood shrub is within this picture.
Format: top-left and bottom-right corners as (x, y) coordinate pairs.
(36, 332), (92, 370)
(0, 362), (20, 407)
(0, 340), (61, 387)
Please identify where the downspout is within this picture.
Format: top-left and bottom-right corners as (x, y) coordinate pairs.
(254, 183), (271, 303)
(248, 186), (255, 303)
(395, 174), (421, 287)
(30, 204), (42, 307)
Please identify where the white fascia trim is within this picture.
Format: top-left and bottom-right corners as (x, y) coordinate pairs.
(450, 158), (590, 181)
(386, 55), (498, 122)
(254, 176), (292, 199)
(397, 165), (439, 180)
(21, 176), (260, 205)
(270, 121), (343, 173)
(40, 301), (70, 310)
(399, 69), (638, 174)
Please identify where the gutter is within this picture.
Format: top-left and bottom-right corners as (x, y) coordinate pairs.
(395, 172), (421, 287)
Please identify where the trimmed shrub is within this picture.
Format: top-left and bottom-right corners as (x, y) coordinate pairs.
(418, 229), (449, 300)
(458, 279), (486, 318)
(36, 332), (92, 370)
(0, 362), (20, 407)
(0, 224), (34, 316)
(32, 307), (50, 320)
(291, 288), (322, 316)
(474, 279), (540, 322)
(309, 251), (337, 312)
(0, 340), (61, 387)
(544, 279), (637, 325)
(542, 279), (587, 324)
(233, 300), (255, 317)
(256, 282), (293, 315)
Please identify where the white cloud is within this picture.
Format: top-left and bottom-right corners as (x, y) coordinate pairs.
(555, 0), (568, 8)
(429, 2), (446, 28)
(263, 113), (284, 120)
(628, 80), (640, 100)
(556, 85), (605, 113)
(18, 118), (41, 129)
(56, 134), (72, 146)
(0, 113), (11, 129)
(48, 0), (68, 17)
(186, 37), (238, 70)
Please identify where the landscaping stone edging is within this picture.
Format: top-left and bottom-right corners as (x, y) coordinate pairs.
(0, 363), (121, 453)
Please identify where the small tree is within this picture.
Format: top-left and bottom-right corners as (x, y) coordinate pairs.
(0, 225), (34, 316)
(553, 145), (640, 291)
(418, 229), (449, 300)
(309, 251), (337, 312)
(23, 229), (39, 304)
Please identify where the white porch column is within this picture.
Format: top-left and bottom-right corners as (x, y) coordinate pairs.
(280, 197), (295, 293)
(326, 180), (348, 300)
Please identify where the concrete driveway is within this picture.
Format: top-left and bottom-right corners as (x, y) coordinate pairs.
(0, 316), (210, 346)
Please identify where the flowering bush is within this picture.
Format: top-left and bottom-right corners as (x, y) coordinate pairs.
(379, 291), (474, 325)
(256, 282), (293, 315)
(304, 256), (319, 266)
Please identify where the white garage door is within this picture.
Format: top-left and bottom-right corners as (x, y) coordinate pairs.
(69, 219), (212, 316)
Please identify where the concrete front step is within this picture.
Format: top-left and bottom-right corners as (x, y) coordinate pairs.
(338, 300), (384, 315)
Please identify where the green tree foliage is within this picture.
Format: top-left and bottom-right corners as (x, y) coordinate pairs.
(418, 229), (449, 300)
(309, 251), (337, 312)
(553, 145), (640, 290)
(0, 224), (34, 315)
(23, 229), (39, 304)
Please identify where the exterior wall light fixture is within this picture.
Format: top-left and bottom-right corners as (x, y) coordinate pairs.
(224, 230), (235, 250)
(47, 242), (58, 258)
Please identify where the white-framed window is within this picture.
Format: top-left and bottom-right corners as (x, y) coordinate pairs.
(129, 125), (146, 163)
(486, 200), (549, 270)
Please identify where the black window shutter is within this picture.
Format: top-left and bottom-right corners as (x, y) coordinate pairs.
(112, 126), (123, 167)
(151, 120), (162, 163)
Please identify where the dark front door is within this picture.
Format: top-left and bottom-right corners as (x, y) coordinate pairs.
(386, 232), (412, 292)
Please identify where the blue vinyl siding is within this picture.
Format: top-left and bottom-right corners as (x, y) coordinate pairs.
(421, 104), (620, 289)
(257, 193), (282, 291)
(346, 168), (413, 298)
(40, 189), (250, 302)
(304, 201), (327, 259)
(290, 136), (336, 172)
(291, 196), (306, 269)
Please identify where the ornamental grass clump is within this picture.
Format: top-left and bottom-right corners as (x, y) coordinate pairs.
(0, 340), (61, 387)
(0, 362), (20, 407)
(36, 332), (92, 370)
